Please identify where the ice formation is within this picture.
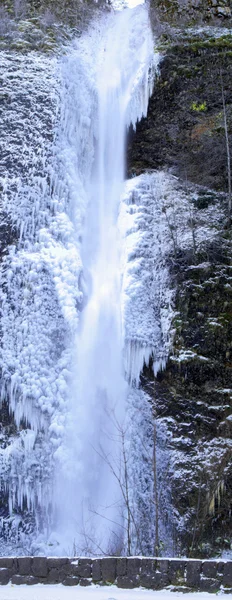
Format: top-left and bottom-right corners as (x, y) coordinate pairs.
(119, 174), (174, 386)
(53, 5), (156, 555)
(0, 2), (178, 555)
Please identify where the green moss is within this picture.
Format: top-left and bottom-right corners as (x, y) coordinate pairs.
(191, 101), (207, 112)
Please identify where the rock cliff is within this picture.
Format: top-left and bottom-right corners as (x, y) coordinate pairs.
(127, 3), (232, 556)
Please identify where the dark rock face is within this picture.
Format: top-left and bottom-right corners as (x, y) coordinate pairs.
(128, 28), (232, 557)
(150, 0), (232, 27)
(127, 34), (232, 194)
(140, 222), (232, 555)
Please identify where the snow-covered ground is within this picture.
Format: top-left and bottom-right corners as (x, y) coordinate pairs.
(1, 586), (227, 600)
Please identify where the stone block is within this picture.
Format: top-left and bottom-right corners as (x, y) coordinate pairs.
(79, 578), (91, 586)
(127, 558), (142, 576)
(92, 559), (101, 582)
(117, 558), (127, 576)
(11, 575), (41, 585)
(47, 558), (68, 570)
(47, 568), (60, 583)
(199, 577), (220, 592)
(217, 561), (225, 575)
(202, 561), (217, 579)
(59, 563), (72, 577)
(102, 558), (116, 583)
(140, 572), (163, 590)
(27, 577), (43, 586)
(186, 561), (201, 588)
(32, 557), (48, 578)
(140, 559), (156, 575)
(0, 568), (12, 585)
(77, 558), (92, 578)
(63, 577), (79, 586)
(0, 558), (14, 569)
(168, 560), (186, 585)
(223, 562), (232, 587)
(156, 559), (169, 574)
(18, 557), (32, 576)
(117, 575), (139, 588)
(11, 575), (29, 585)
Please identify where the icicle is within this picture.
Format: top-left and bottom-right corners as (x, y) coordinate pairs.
(124, 339), (154, 385)
(208, 480), (225, 516)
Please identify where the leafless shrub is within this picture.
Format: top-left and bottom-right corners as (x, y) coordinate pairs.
(40, 9), (57, 28)
(14, 0), (27, 20)
(220, 69), (231, 215)
(0, 7), (10, 35)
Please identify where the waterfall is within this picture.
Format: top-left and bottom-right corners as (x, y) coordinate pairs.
(0, 0), (168, 556)
(54, 3), (155, 555)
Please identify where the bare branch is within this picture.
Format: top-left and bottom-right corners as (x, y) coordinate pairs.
(220, 69), (231, 214)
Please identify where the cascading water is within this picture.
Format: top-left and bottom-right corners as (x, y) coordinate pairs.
(54, 3), (155, 555)
(0, 0), (175, 556)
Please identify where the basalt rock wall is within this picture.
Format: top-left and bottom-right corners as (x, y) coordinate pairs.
(1, 557), (232, 591)
(127, 12), (232, 558)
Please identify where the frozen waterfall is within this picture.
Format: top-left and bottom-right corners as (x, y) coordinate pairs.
(0, 0), (175, 556)
(54, 4), (155, 555)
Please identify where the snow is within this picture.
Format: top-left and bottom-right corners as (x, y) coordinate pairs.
(0, 586), (227, 600)
(0, 0), (226, 557)
(110, 0), (145, 11)
(119, 174), (175, 385)
(0, 3), (159, 555)
(119, 171), (223, 384)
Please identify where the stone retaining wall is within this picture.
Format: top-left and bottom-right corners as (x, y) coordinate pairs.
(0, 557), (232, 592)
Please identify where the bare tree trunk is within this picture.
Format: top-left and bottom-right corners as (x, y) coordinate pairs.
(153, 417), (159, 555)
(121, 429), (131, 556)
(190, 472), (202, 556)
(220, 69), (231, 214)
(162, 207), (177, 259)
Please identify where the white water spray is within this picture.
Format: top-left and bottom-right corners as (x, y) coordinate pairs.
(55, 5), (154, 554)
